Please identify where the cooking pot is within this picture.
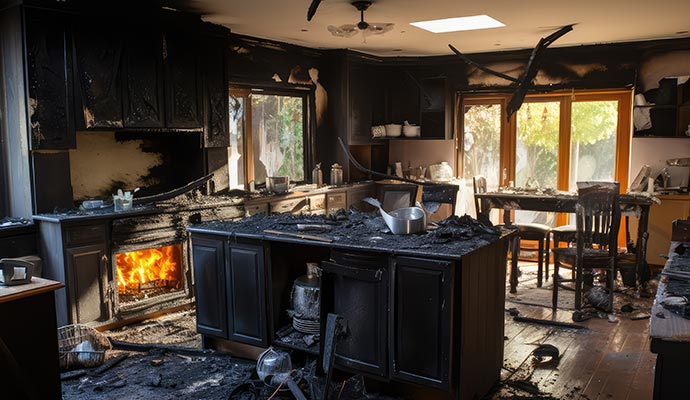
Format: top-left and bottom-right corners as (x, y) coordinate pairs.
(290, 263), (320, 320)
(363, 197), (426, 235)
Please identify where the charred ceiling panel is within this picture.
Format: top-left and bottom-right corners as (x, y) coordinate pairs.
(69, 132), (203, 201)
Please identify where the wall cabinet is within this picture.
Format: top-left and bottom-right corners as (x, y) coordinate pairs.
(201, 27), (230, 147)
(73, 20), (124, 129)
(163, 20), (203, 129)
(647, 195), (690, 266)
(25, 8), (76, 149)
(635, 78), (690, 138)
(122, 22), (165, 129)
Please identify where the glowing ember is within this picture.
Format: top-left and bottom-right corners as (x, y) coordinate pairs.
(116, 245), (181, 293)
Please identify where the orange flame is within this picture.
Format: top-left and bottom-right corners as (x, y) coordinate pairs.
(116, 245), (180, 293)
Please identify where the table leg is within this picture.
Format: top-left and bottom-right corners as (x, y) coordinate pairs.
(637, 205), (651, 286)
(510, 236), (519, 293)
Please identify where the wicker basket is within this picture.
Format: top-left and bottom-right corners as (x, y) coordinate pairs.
(57, 324), (111, 370)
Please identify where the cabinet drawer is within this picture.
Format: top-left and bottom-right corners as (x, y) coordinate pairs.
(308, 195), (326, 213)
(327, 193), (347, 212)
(245, 203), (268, 216)
(270, 197), (308, 214)
(65, 224), (107, 246)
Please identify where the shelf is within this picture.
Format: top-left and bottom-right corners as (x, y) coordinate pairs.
(273, 325), (320, 355)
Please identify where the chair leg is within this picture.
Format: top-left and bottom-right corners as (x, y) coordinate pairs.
(575, 259), (583, 310)
(537, 237), (544, 288)
(510, 236), (519, 294)
(545, 232), (551, 283)
(552, 253), (560, 311)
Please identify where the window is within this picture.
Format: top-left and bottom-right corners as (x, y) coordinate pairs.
(229, 87), (310, 189)
(460, 90), (632, 226)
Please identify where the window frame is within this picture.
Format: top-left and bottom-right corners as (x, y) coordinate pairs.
(458, 89), (633, 226)
(229, 84), (314, 189)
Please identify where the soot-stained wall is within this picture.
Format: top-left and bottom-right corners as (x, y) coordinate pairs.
(69, 131), (204, 201)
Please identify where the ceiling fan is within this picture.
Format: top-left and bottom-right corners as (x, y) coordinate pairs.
(327, 1), (394, 39)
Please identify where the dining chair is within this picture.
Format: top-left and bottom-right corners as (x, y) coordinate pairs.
(473, 176), (551, 292)
(421, 183), (459, 218)
(377, 183), (418, 212)
(551, 181), (621, 311)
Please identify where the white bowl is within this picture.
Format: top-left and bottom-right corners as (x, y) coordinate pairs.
(402, 125), (420, 137)
(385, 124), (402, 137)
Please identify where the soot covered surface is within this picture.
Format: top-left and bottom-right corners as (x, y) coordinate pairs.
(190, 210), (509, 260)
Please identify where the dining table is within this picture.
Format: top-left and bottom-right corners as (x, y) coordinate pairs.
(474, 188), (659, 291)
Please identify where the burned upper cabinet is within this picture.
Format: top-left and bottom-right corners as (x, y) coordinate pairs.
(73, 20), (124, 129)
(163, 18), (203, 129)
(201, 28), (229, 147)
(121, 22), (165, 129)
(26, 8), (75, 149)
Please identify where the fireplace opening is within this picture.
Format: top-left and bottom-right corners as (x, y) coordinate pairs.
(115, 244), (183, 304)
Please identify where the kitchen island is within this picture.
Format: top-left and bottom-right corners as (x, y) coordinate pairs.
(187, 211), (513, 399)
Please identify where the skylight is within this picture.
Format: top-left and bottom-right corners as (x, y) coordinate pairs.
(410, 15), (505, 33)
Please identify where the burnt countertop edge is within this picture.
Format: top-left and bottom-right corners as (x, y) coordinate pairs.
(186, 225), (513, 262)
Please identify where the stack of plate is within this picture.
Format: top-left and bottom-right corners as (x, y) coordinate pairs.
(292, 316), (320, 334)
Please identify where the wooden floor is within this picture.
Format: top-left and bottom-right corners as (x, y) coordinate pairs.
(491, 265), (656, 400)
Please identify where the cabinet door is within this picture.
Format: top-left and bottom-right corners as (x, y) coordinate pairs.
(322, 253), (389, 376)
(191, 234), (228, 338)
(73, 20), (124, 129)
(226, 242), (268, 346)
(201, 33), (229, 147)
(391, 256), (452, 389)
(26, 8), (75, 149)
(647, 198), (690, 265)
(65, 243), (107, 323)
(348, 60), (373, 144)
(163, 28), (202, 128)
(122, 23), (165, 128)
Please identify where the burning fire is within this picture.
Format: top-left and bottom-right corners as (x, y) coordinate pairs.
(116, 245), (180, 293)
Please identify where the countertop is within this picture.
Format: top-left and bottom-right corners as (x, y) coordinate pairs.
(0, 277), (63, 304)
(188, 211), (512, 261)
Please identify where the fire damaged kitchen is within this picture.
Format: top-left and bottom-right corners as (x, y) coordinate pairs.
(4, 1), (690, 400)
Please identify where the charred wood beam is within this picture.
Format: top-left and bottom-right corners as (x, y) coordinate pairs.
(307, 0), (322, 21)
(506, 24), (574, 119)
(133, 173), (213, 206)
(449, 25), (574, 119)
(448, 44), (518, 83)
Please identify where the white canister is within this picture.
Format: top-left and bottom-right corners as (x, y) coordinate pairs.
(385, 124), (402, 137)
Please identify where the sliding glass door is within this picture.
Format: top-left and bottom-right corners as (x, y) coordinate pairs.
(460, 90), (632, 226)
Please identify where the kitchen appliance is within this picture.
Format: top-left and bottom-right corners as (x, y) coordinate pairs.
(429, 162), (453, 182)
(363, 197), (427, 234)
(662, 157), (690, 192)
(266, 176), (290, 194)
(0, 258), (35, 285)
(330, 163), (343, 185)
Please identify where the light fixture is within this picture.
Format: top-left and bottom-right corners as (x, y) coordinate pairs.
(410, 15), (505, 33)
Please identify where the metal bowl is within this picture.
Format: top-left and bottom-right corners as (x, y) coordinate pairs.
(266, 176), (290, 194)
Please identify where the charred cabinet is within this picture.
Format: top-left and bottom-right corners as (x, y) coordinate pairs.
(391, 256), (452, 389)
(122, 21), (165, 129)
(201, 26), (230, 147)
(25, 7), (76, 149)
(163, 16), (203, 129)
(191, 234), (228, 338)
(73, 20), (124, 129)
(322, 251), (389, 376)
(191, 234), (268, 347)
(321, 252), (453, 387)
(225, 242), (268, 346)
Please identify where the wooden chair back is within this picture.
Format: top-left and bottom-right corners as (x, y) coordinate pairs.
(575, 181), (621, 257)
(472, 175), (488, 216)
